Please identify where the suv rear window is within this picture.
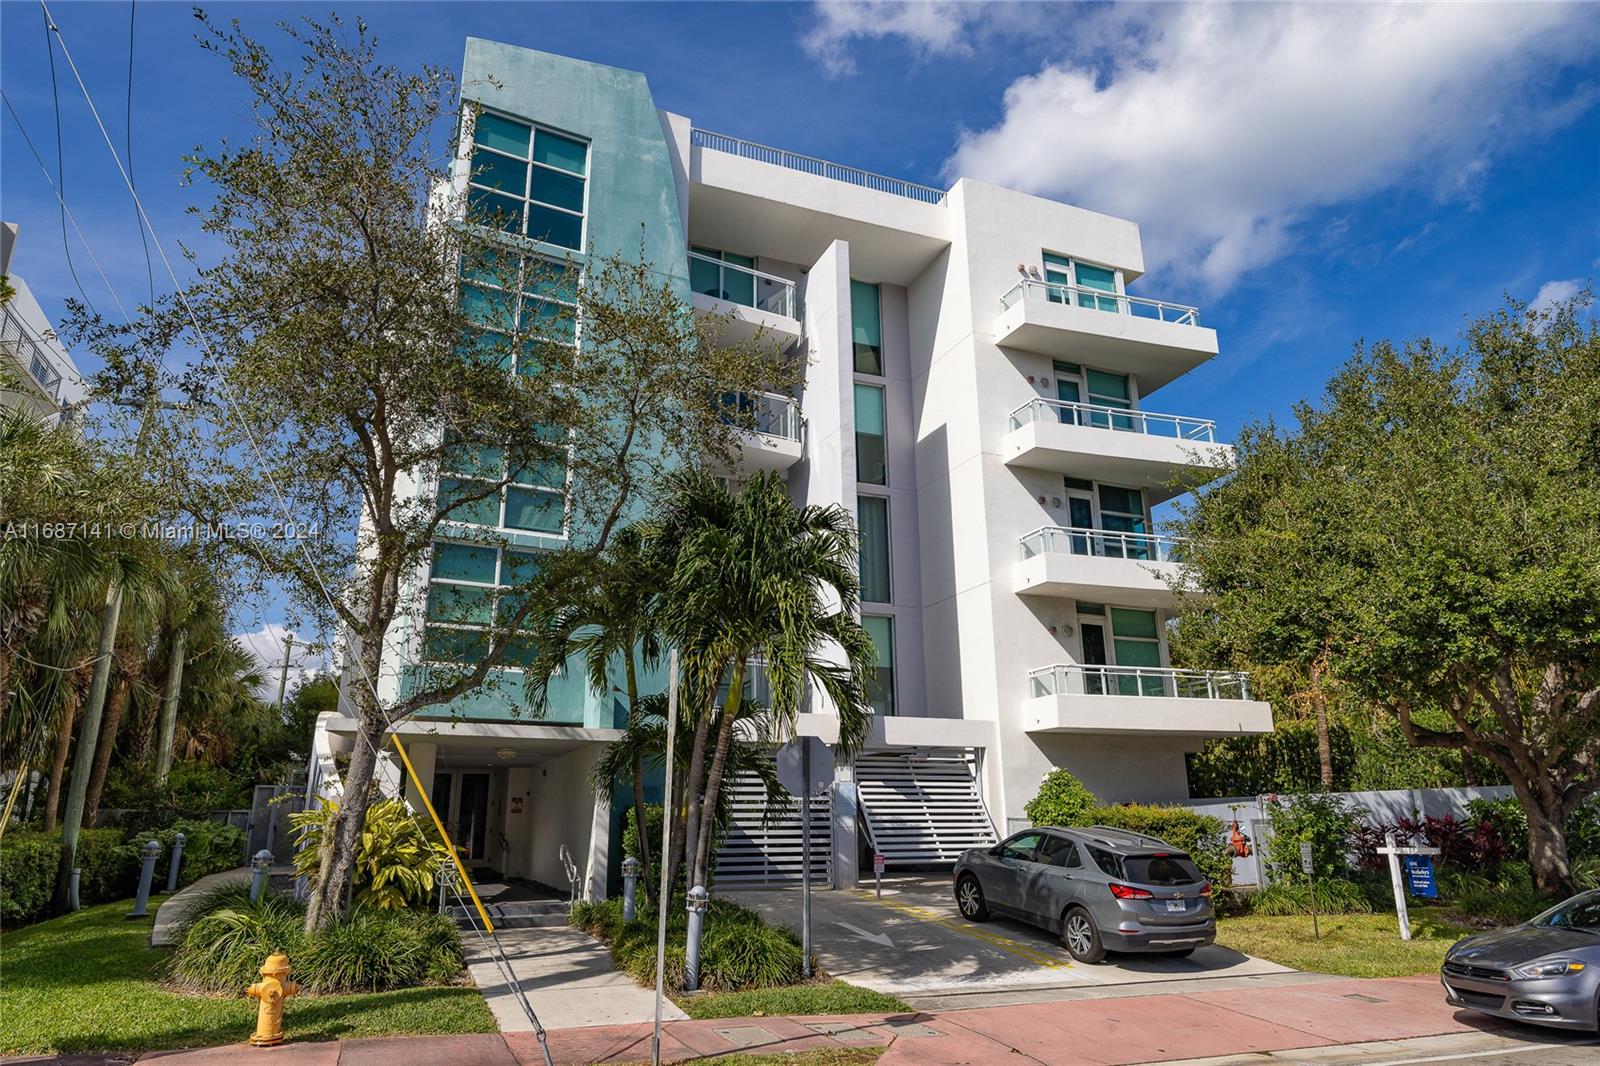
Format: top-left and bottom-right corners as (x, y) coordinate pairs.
(1123, 855), (1203, 886)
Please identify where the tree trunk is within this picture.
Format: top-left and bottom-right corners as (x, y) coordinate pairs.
(1309, 653), (1334, 790)
(677, 692), (715, 895)
(83, 671), (132, 826)
(304, 705), (385, 932)
(1460, 747), (1477, 787)
(692, 659), (744, 890)
(1525, 797), (1574, 897)
(623, 654), (651, 894)
(41, 687), (81, 833)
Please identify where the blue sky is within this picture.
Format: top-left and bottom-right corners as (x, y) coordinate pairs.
(3, 1), (1598, 659)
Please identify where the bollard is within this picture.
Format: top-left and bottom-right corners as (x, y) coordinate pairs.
(69, 866), (81, 912)
(684, 885), (709, 992)
(249, 849), (273, 902)
(128, 840), (161, 918)
(165, 832), (186, 893)
(622, 857), (640, 923)
(246, 952), (300, 1046)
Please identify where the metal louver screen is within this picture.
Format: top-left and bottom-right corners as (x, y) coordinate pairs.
(713, 771), (832, 886)
(856, 752), (997, 865)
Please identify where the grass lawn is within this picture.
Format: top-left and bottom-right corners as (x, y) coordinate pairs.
(674, 979), (911, 1020)
(0, 896), (496, 1056)
(1217, 911), (1472, 978)
(671, 1050), (882, 1066)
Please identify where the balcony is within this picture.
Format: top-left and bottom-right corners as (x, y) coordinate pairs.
(1023, 665), (1273, 738)
(689, 251), (801, 351)
(1015, 527), (1188, 607)
(1, 302), (63, 401)
(994, 279), (1218, 394)
(1004, 398), (1232, 503)
(717, 390), (804, 473)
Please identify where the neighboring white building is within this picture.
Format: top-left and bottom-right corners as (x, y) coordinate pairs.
(1, 223), (86, 425)
(311, 42), (1272, 899)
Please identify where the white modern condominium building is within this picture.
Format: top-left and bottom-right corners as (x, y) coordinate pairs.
(310, 40), (1273, 898)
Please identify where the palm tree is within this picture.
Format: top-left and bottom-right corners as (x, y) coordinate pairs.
(652, 470), (876, 892)
(526, 528), (664, 884)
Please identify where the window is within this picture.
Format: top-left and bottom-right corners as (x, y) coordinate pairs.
(1110, 607), (1163, 695)
(423, 542), (545, 668)
(854, 384), (886, 485)
(468, 112), (587, 250)
(1085, 370), (1135, 431)
(851, 280), (882, 374)
(999, 832), (1042, 862)
(1123, 855), (1203, 886)
(1087, 846), (1122, 877)
(1038, 835), (1082, 868)
(459, 252), (579, 376)
(863, 614), (895, 716)
(857, 495), (891, 603)
(1041, 251), (1119, 312)
(438, 430), (568, 535)
(1097, 485), (1148, 536)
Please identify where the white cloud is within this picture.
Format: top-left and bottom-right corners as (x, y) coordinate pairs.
(235, 623), (329, 705)
(809, 2), (1599, 295)
(1529, 277), (1585, 315)
(802, 1), (978, 76)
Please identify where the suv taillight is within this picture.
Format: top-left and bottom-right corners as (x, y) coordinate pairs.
(1200, 883), (1213, 896)
(1108, 883), (1153, 900)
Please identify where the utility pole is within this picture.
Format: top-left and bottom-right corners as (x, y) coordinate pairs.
(275, 634), (294, 709)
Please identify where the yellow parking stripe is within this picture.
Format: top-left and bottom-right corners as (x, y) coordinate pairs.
(852, 890), (1073, 971)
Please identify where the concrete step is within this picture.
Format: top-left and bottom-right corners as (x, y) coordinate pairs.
(447, 899), (572, 930)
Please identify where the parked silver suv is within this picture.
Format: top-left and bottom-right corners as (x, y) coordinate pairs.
(953, 825), (1215, 962)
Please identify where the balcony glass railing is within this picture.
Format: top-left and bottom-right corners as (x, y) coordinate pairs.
(1028, 664), (1252, 700)
(1018, 526), (1185, 564)
(1000, 278), (1199, 327)
(719, 390), (802, 442)
(1008, 397), (1217, 441)
(689, 251), (798, 318)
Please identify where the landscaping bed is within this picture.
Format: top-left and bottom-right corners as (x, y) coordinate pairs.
(0, 896), (494, 1056)
(570, 895), (910, 1015)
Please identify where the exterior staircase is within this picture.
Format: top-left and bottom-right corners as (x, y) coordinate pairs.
(447, 898), (571, 930)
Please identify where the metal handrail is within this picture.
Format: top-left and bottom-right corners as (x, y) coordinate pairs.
(691, 128), (947, 205)
(1027, 664), (1252, 701)
(1019, 525), (1186, 564)
(1008, 397), (1217, 441)
(0, 302), (63, 400)
(688, 250), (797, 318)
(1000, 278), (1200, 326)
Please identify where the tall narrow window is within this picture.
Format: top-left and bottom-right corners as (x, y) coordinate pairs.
(468, 112), (587, 250)
(851, 280), (882, 374)
(857, 494), (891, 603)
(424, 543), (544, 668)
(854, 383), (886, 485)
(863, 614), (896, 716)
(1043, 253), (1072, 303)
(1085, 369), (1133, 431)
(1075, 262), (1118, 312)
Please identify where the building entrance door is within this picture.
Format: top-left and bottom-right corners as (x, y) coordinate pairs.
(426, 770), (493, 865)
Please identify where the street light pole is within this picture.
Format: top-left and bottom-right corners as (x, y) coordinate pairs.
(275, 634), (295, 708)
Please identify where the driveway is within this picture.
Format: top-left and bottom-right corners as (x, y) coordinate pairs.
(727, 876), (1300, 1008)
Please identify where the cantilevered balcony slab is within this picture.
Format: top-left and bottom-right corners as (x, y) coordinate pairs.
(690, 251), (802, 352)
(1004, 400), (1232, 504)
(1014, 529), (1189, 608)
(713, 391), (804, 474)
(994, 280), (1218, 394)
(1022, 666), (1272, 739)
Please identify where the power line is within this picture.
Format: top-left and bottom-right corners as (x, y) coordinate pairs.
(36, 7), (553, 1055)
(39, 5), (95, 316)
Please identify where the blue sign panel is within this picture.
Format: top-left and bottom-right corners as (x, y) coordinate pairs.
(1403, 854), (1438, 899)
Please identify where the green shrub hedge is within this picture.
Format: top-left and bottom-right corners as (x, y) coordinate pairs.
(572, 895), (806, 992)
(0, 827), (140, 927)
(1248, 877), (1375, 916)
(1066, 804), (1231, 888)
(1023, 770), (1098, 828)
(167, 885), (465, 994)
(130, 819), (246, 889)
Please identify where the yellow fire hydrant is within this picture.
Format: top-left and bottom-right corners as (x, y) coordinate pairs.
(246, 952), (299, 1047)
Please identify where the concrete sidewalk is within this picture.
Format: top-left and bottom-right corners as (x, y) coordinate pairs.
(466, 926), (688, 1031)
(75, 973), (1576, 1065)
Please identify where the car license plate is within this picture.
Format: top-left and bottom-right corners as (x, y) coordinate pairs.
(1165, 899), (1186, 913)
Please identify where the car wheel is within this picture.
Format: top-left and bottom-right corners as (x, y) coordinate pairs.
(1061, 907), (1106, 963)
(955, 875), (989, 921)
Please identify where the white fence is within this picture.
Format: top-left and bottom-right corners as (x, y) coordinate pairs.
(1178, 785), (1515, 886)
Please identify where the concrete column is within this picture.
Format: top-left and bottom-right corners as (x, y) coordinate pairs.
(402, 742), (437, 813)
(584, 788), (611, 901)
(831, 759), (859, 890)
